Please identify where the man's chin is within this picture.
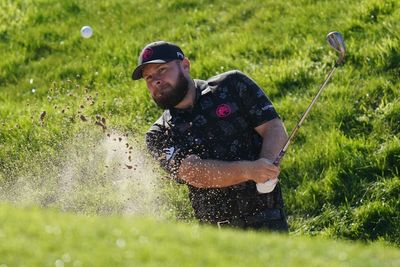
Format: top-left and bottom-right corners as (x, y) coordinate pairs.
(153, 74), (189, 109)
(154, 98), (179, 109)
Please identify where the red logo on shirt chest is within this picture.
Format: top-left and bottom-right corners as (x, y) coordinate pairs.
(216, 104), (231, 118)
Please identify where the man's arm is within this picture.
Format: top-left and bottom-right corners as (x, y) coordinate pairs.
(255, 118), (288, 162)
(178, 155), (278, 188)
(177, 118), (287, 188)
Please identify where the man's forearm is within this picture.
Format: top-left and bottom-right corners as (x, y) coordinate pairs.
(177, 155), (280, 188)
(178, 155), (252, 188)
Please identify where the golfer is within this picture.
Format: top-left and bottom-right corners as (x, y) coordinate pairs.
(132, 41), (289, 232)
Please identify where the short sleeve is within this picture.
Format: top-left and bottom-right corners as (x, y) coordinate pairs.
(145, 124), (187, 183)
(230, 71), (279, 127)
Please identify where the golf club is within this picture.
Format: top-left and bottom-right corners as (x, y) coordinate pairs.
(257, 31), (346, 194)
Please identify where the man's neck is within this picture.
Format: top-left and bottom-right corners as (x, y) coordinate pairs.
(174, 79), (196, 110)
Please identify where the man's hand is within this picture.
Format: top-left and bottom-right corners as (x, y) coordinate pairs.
(247, 158), (280, 184)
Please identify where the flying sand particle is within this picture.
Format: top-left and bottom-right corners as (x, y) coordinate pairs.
(95, 121), (107, 131)
(40, 111), (46, 126)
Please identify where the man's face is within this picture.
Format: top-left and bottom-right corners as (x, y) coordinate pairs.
(142, 60), (189, 109)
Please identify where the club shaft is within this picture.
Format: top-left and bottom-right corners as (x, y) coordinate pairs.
(273, 66), (337, 166)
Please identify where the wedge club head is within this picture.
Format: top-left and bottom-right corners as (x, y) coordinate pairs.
(326, 31), (346, 65)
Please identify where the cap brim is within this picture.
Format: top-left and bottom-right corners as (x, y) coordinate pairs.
(131, 59), (169, 80)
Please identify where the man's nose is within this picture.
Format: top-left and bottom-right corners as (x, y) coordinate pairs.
(152, 78), (162, 87)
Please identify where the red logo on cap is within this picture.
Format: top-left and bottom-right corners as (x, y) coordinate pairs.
(142, 48), (153, 61)
(216, 104), (231, 118)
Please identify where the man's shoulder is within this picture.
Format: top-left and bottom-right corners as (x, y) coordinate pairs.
(206, 70), (248, 86)
(195, 70), (250, 96)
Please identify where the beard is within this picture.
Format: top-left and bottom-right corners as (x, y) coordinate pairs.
(152, 71), (189, 110)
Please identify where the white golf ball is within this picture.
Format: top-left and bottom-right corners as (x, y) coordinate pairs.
(80, 26), (93, 38)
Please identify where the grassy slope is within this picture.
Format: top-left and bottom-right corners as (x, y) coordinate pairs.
(0, 204), (399, 267)
(0, 0), (399, 254)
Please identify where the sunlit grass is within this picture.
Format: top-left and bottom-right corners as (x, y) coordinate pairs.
(0, 204), (399, 267)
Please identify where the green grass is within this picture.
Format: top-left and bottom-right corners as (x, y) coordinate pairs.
(0, 0), (400, 262)
(0, 203), (399, 267)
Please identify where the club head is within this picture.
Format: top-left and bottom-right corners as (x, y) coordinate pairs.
(326, 31), (346, 65)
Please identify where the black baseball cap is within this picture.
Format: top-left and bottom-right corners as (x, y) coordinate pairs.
(132, 41), (185, 80)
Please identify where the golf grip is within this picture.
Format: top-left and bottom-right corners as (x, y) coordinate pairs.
(257, 66), (338, 194)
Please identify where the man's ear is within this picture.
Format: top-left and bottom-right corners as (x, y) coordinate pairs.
(182, 57), (191, 71)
